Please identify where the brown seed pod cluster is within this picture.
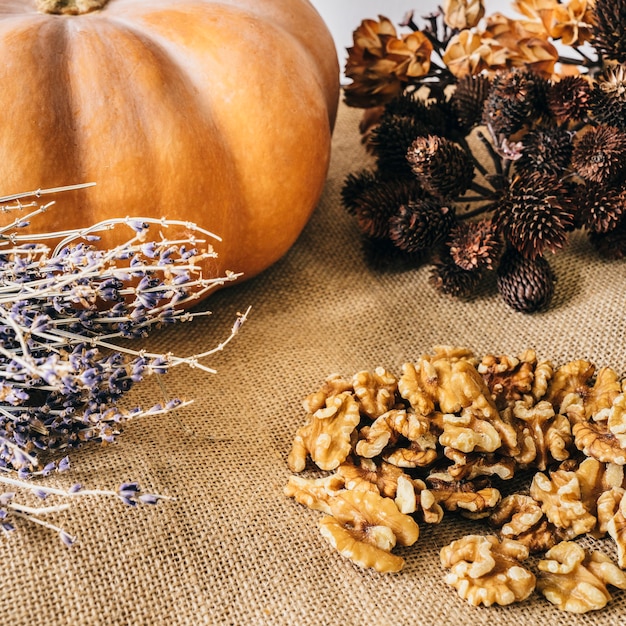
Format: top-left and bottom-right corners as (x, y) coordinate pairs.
(286, 346), (626, 613)
(342, 0), (626, 313)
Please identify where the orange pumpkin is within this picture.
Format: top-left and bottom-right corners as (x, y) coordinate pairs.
(0, 0), (339, 289)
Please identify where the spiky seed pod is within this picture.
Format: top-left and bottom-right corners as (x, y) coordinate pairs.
(571, 125), (626, 184)
(493, 172), (575, 260)
(369, 114), (432, 177)
(429, 247), (482, 298)
(450, 74), (492, 134)
(428, 97), (468, 141)
(382, 91), (453, 136)
(497, 248), (555, 312)
(383, 90), (431, 118)
(588, 64), (626, 130)
(483, 68), (550, 138)
(588, 218), (626, 259)
(448, 219), (502, 271)
(406, 135), (475, 197)
(341, 169), (379, 215)
(515, 126), (574, 177)
(341, 175), (427, 240)
(547, 75), (591, 125)
(366, 92), (464, 175)
(358, 105), (385, 138)
(575, 183), (626, 233)
(591, 0), (626, 64)
(389, 200), (455, 253)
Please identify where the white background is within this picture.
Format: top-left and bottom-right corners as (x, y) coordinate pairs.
(308, 1), (511, 81)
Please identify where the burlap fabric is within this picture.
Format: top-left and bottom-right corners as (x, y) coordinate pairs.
(4, 100), (626, 626)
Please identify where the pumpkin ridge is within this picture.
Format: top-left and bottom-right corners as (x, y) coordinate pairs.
(100, 0), (339, 128)
(63, 18), (244, 254)
(10, 17), (87, 231)
(99, 6), (333, 272)
(91, 15), (247, 251)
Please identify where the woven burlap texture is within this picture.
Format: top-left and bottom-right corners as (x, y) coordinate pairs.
(4, 100), (626, 626)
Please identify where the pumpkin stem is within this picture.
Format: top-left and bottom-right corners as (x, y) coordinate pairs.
(35, 0), (109, 15)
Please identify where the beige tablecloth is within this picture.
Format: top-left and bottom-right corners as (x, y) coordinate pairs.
(4, 100), (626, 626)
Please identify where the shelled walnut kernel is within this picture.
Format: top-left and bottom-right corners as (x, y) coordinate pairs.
(285, 347), (626, 613)
(319, 488), (419, 574)
(537, 541), (626, 613)
(287, 392), (360, 472)
(440, 534), (535, 606)
(489, 494), (561, 553)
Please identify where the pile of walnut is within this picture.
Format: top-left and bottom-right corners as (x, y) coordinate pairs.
(285, 346), (626, 614)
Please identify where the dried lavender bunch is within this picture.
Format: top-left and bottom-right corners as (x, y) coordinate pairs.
(0, 188), (248, 471)
(0, 184), (249, 543)
(342, 2), (626, 312)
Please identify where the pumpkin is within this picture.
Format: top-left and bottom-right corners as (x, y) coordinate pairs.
(0, 0), (339, 290)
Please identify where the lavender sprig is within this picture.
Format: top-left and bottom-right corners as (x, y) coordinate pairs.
(0, 459), (169, 546)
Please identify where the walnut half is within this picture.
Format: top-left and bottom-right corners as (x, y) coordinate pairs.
(529, 466), (596, 539)
(427, 472), (501, 517)
(440, 534), (536, 607)
(489, 494), (560, 554)
(537, 541), (626, 613)
(288, 392), (361, 472)
(319, 489), (420, 574)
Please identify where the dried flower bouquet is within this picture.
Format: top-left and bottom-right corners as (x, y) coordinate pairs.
(0, 184), (249, 544)
(342, 0), (626, 312)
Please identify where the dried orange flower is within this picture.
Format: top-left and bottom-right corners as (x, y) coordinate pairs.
(351, 15), (398, 56)
(344, 17), (405, 107)
(512, 0), (560, 22)
(443, 30), (508, 78)
(483, 12), (549, 49)
(443, 0), (486, 30)
(540, 0), (595, 46)
(509, 36), (559, 77)
(482, 14), (558, 77)
(345, 16), (433, 108)
(390, 31), (435, 80)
